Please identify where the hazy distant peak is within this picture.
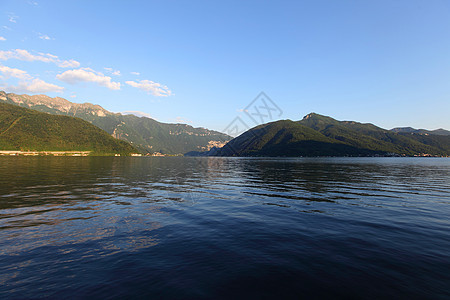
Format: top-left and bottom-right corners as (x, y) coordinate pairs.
(391, 127), (450, 136)
(433, 128), (450, 135)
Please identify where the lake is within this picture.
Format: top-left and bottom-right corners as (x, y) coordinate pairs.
(0, 157), (449, 299)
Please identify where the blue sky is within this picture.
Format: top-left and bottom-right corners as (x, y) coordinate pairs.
(1, 0), (449, 133)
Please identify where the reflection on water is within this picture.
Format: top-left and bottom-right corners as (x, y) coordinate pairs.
(0, 157), (449, 298)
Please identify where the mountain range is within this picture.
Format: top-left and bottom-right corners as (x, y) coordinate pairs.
(2, 91), (449, 157)
(0, 102), (137, 155)
(197, 113), (450, 157)
(390, 127), (450, 136)
(0, 91), (231, 155)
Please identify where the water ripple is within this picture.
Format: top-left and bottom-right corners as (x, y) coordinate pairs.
(0, 157), (449, 298)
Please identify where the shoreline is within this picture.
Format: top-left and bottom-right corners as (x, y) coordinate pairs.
(0, 150), (91, 156)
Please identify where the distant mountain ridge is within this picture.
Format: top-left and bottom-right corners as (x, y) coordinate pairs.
(0, 102), (137, 155)
(390, 127), (450, 136)
(207, 113), (450, 157)
(0, 91), (231, 154)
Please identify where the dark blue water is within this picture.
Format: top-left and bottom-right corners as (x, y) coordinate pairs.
(0, 157), (449, 299)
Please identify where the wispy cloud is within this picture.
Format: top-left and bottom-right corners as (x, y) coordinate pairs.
(126, 79), (172, 97)
(38, 33), (52, 40)
(8, 13), (18, 23)
(131, 71), (140, 76)
(57, 67), (121, 90)
(13, 78), (64, 93)
(0, 37), (5, 41)
(104, 67), (121, 76)
(58, 59), (79, 68)
(0, 65), (32, 80)
(0, 49), (80, 68)
(28, 1), (38, 5)
(0, 65), (64, 93)
(174, 116), (192, 124)
(121, 111), (152, 118)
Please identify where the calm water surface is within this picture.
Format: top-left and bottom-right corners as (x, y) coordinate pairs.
(0, 157), (449, 299)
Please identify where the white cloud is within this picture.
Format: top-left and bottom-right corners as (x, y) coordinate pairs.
(126, 79), (172, 97)
(0, 49), (80, 68)
(38, 33), (51, 40)
(174, 116), (192, 124)
(131, 71), (140, 76)
(58, 59), (80, 68)
(42, 52), (58, 59)
(23, 78), (64, 93)
(104, 67), (121, 76)
(0, 65), (64, 93)
(121, 111), (152, 118)
(8, 13), (18, 23)
(57, 68), (121, 90)
(0, 49), (51, 62)
(0, 37), (5, 41)
(0, 65), (32, 80)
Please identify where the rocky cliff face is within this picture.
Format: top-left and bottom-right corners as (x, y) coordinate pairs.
(0, 91), (110, 117)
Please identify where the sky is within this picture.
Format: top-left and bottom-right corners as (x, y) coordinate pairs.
(1, 0), (449, 133)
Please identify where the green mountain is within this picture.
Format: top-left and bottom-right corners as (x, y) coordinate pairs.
(0, 91), (231, 154)
(213, 113), (450, 157)
(0, 102), (138, 155)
